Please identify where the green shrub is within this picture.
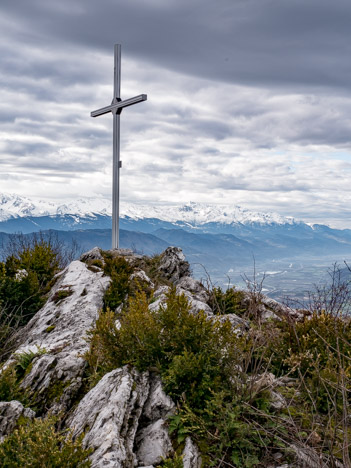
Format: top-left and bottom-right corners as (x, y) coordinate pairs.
(51, 288), (73, 304)
(156, 454), (183, 468)
(14, 347), (47, 378)
(85, 287), (242, 403)
(0, 365), (31, 406)
(0, 235), (62, 359)
(0, 348), (47, 407)
(209, 286), (246, 317)
(0, 366), (20, 402)
(0, 414), (92, 467)
(169, 389), (284, 467)
(102, 255), (134, 311)
(265, 311), (351, 413)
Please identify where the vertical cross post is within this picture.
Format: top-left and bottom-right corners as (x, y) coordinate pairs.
(112, 44), (121, 249)
(91, 45), (147, 250)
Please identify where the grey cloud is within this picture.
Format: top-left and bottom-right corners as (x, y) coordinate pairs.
(1, 0), (351, 228)
(2, 0), (351, 92)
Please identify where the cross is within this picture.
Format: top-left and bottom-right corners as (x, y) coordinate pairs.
(91, 44), (147, 249)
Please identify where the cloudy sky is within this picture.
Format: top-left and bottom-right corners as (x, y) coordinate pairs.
(1, 0), (351, 228)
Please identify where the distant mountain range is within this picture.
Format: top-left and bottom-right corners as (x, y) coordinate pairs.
(0, 193), (294, 227)
(1, 193), (350, 299)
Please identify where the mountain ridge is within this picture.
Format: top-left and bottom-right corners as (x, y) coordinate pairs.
(0, 193), (296, 227)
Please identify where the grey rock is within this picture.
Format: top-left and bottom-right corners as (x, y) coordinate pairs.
(68, 367), (150, 468)
(136, 418), (173, 466)
(131, 270), (155, 288)
(149, 286), (169, 313)
(182, 437), (202, 468)
(176, 276), (209, 303)
(80, 246), (104, 263)
(0, 401), (35, 442)
(217, 313), (249, 331)
(154, 286), (170, 298)
(177, 287), (213, 316)
(5, 260), (110, 414)
(158, 247), (190, 283)
(248, 372), (277, 393)
(270, 391), (287, 411)
(149, 284), (212, 317)
(142, 375), (175, 422)
(261, 296), (304, 321)
(111, 248), (136, 257)
(241, 291), (304, 322)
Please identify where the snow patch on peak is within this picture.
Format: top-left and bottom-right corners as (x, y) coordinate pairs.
(0, 193), (296, 226)
(121, 201), (295, 226)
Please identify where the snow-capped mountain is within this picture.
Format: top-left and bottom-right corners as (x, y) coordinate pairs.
(0, 194), (111, 221)
(0, 193), (295, 226)
(121, 201), (295, 226)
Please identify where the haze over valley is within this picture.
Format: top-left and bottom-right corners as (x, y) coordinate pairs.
(1, 193), (350, 302)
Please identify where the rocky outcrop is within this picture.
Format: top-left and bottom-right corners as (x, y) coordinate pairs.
(68, 367), (150, 467)
(80, 246), (105, 263)
(157, 246), (191, 283)
(0, 401), (35, 443)
(67, 368), (175, 468)
(4, 260), (110, 413)
(0, 245), (311, 467)
(241, 291), (307, 322)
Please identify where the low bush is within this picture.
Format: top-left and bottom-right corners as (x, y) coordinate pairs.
(0, 414), (92, 467)
(0, 364), (32, 407)
(209, 285), (247, 317)
(0, 348), (47, 406)
(101, 254), (134, 311)
(266, 311), (351, 412)
(0, 235), (62, 360)
(85, 287), (242, 402)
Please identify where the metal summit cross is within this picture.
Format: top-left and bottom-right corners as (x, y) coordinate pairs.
(91, 44), (147, 249)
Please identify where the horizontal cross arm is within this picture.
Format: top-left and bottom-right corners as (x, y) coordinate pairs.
(91, 94), (147, 117)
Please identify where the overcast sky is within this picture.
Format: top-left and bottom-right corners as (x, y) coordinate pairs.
(1, 0), (351, 227)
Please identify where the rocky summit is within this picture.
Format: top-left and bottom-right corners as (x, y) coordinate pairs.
(0, 243), (350, 467)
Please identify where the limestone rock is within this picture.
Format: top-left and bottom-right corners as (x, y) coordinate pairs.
(177, 287), (213, 316)
(241, 291), (305, 322)
(136, 418), (173, 466)
(260, 296), (305, 321)
(270, 391), (287, 411)
(176, 276), (209, 303)
(217, 312), (249, 331)
(131, 270), (155, 288)
(182, 437), (202, 468)
(0, 401), (35, 442)
(158, 247), (191, 283)
(68, 367), (150, 468)
(289, 444), (333, 468)
(4, 260), (110, 414)
(80, 246), (104, 263)
(149, 286), (169, 312)
(142, 375), (175, 421)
